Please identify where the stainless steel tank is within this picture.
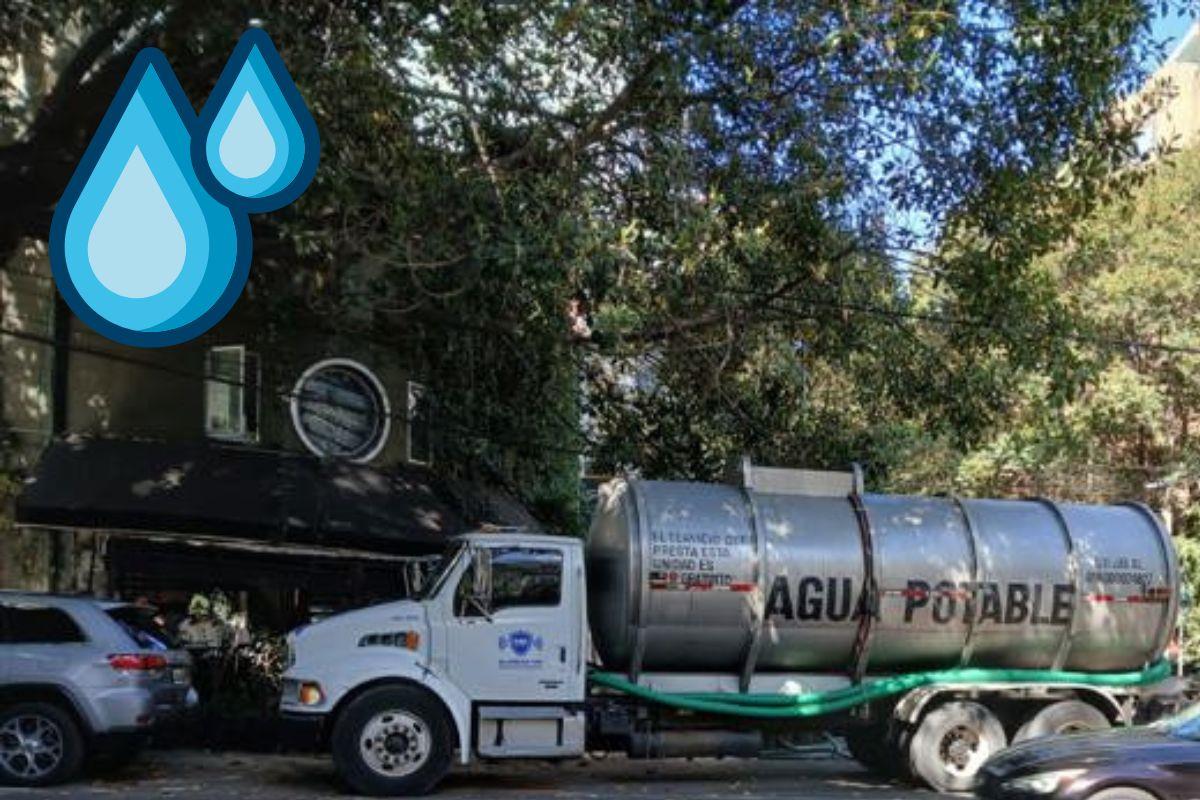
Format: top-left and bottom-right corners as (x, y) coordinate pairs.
(586, 471), (1179, 676)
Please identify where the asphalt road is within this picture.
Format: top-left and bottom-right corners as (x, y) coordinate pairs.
(0, 750), (953, 800)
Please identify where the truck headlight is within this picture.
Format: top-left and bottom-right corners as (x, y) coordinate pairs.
(1004, 768), (1086, 794)
(298, 682), (324, 706)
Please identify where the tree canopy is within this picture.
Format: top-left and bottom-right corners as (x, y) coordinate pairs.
(0, 1), (1190, 529)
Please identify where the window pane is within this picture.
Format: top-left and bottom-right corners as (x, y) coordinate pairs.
(491, 548), (562, 611)
(4, 604), (86, 643)
(206, 348), (244, 437)
(295, 363), (387, 459)
(106, 606), (176, 650)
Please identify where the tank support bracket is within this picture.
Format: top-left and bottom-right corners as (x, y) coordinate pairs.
(738, 490), (768, 692)
(848, 491), (878, 684)
(1033, 498), (1081, 672)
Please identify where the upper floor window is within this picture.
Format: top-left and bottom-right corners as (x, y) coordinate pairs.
(205, 345), (259, 441)
(407, 381), (432, 465)
(291, 358), (390, 463)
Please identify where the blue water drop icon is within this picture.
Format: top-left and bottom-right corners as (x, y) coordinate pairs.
(50, 50), (251, 348)
(195, 29), (320, 212)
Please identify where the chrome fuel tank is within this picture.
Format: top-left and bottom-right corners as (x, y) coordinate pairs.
(585, 473), (1179, 676)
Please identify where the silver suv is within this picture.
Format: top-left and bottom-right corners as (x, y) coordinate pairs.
(0, 592), (194, 786)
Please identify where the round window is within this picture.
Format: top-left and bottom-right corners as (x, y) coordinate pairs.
(290, 358), (391, 462)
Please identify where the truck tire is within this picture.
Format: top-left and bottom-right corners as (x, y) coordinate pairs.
(331, 685), (454, 796)
(906, 700), (1006, 793)
(0, 701), (86, 787)
(1014, 700), (1110, 743)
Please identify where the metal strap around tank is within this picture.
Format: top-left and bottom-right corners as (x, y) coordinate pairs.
(738, 489), (767, 693)
(628, 481), (650, 683)
(1032, 498), (1081, 671)
(1122, 501), (1179, 669)
(951, 496), (983, 667)
(847, 491), (878, 685)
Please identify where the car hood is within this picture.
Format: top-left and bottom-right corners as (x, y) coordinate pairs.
(984, 727), (1188, 776)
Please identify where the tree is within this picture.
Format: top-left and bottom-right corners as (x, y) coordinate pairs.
(0, 2), (1188, 526)
(923, 144), (1200, 662)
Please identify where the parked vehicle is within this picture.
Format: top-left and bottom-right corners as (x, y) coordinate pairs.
(0, 592), (194, 786)
(281, 463), (1188, 796)
(976, 703), (1200, 800)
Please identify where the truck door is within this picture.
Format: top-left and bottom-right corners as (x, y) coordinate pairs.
(443, 544), (576, 702)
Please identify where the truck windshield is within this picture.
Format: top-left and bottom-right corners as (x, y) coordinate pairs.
(413, 542), (466, 600)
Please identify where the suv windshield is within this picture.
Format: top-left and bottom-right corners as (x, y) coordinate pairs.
(412, 542), (466, 601)
(106, 606), (176, 651)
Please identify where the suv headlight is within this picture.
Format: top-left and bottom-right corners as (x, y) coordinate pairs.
(1004, 768), (1086, 794)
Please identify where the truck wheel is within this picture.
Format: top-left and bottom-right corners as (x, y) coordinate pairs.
(0, 702), (85, 787)
(1014, 700), (1110, 743)
(907, 701), (1006, 793)
(331, 685), (454, 796)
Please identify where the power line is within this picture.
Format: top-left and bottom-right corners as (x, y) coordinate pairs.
(753, 294), (1200, 358)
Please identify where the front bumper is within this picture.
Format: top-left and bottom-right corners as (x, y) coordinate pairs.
(974, 769), (1095, 800)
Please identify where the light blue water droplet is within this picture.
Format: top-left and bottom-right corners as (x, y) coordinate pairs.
(88, 146), (187, 298)
(195, 29), (320, 212)
(50, 50), (251, 347)
(218, 93), (277, 179)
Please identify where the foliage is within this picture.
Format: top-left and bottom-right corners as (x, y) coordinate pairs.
(923, 143), (1200, 666)
(0, 2), (1189, 530)
(1178, 538), (1200, 665)
(945, 146), (1200, 513)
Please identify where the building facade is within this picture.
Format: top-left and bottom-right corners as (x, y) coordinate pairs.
(1141, 24), (1200, 152)
(0, 239), (537, 631)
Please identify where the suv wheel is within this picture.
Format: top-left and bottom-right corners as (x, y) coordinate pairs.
(331, 685), (454, 796)
(0, 702), (85, 786)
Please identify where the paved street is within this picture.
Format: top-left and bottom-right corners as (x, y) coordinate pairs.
(0, 750), (951, 800)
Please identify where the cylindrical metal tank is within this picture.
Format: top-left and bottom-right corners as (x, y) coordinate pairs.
(586, 478), (1179, 675)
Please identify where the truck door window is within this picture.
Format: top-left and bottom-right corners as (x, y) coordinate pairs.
(492, 548), (562, 611)
(454, 547), (562, 617)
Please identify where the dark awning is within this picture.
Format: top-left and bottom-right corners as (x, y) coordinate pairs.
(15, 438), (536, 556)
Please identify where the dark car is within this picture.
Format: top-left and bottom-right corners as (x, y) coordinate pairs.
(976, 703), (1200, 800)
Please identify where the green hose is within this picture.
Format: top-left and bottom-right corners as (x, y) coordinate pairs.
(588, 660), (1171, 719)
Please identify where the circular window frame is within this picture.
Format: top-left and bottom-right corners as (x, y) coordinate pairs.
(289, 357), (392, 463)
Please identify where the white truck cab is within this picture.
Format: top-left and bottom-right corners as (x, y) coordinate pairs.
(281, 532), (589, 795)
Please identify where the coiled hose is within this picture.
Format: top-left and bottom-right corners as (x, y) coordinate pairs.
(588, 660), (1171, 719)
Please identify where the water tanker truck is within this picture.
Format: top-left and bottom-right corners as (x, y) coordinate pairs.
(280, 461), (1186, 795)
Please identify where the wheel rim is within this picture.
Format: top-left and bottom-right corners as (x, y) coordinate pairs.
(0, 714), (65, 779)
(938, 723), (988, 777)
(359, 710), (432, 778)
